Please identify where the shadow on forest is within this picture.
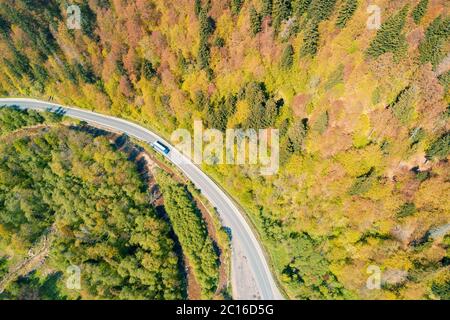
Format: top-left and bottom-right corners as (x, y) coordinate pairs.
(68, 123), (189, 299)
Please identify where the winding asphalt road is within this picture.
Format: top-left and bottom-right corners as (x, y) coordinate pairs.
(0, 98), (283, 300)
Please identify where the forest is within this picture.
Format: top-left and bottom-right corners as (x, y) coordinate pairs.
(156, 171), (219, 299)
(0, 108), (223, 300)
(0, 0), (448, 299)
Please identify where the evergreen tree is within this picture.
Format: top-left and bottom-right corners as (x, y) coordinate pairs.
(308, 0), (337, 22)
(426, 132), (450, 160)
(199, 9), (214, 40)
(418, 15), (450, 68)
(272, 0), (292, 31)
(366, 6), (409, 58)
(194, 90), (208, 111)
(197, 8), (214, 69)
(313, 111), (329, 134)
(230, 0), (244, 16)
(281, 44), (294, 69)
(292, 0), (312, 17)
(250, 6), (262, 35)
(198, 38), (210, 69)
(194, 0), (202, 17)
(336, 0), (358, 28)
(157, 172), (219, 298)
(261, 0), (273, 17)
(0, 118), (184, 300)
(301, 22), (320, 56)
(177, 50), (188, 73)
(287, 118), (308, 154)
(142, 59), (156, 79)
(412, 0), (428, 24)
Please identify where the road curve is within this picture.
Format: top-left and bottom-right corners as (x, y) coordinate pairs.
(0, 98), (283, 300)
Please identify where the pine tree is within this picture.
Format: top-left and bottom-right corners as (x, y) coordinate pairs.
(142, 59), (156, 80)
(418, 15), (450, 68)
(281, 44), (294, 69)
(250, 6), (262, 35)
(230, 0), (244, 16)
(336, 0), (358, 28)
(262, 0), (273, 17)
(366, 6), (409, 58)
(194, 0), (202, 17)
(197, 8), (214, 69)
(313, 111), (329, 134)
(292, 0), (312, 17)
(199, 9), (214, 40)
(197, 38), (210, 69)
(308, 0), (337, 22)
(426, 132), (450, 160)
(412, 0), (428, 24)
(272, 0), (291, 32)
(301, 22), (319, 56)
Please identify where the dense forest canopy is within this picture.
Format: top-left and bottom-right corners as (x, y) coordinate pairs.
(0, 108), (183, 299)
(156, 170), (219, 299)
(0, 0), (448, 299)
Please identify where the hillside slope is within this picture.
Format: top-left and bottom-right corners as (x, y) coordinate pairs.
(0, 0), (448, 299)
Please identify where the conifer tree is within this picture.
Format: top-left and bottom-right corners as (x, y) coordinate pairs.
(292, 0), (312, 17)
(301, 22), (319, 56)
(272, 0), (291, 32)
(336, 0), (358, 28)
(366, 6), (409, 58)
(261, 0), (273, 17)
(412, 0), (428, 24)
(231, 0), (244, 15)
(250, 6), (262, 35)
(194, 0), (202, 17)
(418, 15), (450, 68)
(281, 44), (294, 69)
